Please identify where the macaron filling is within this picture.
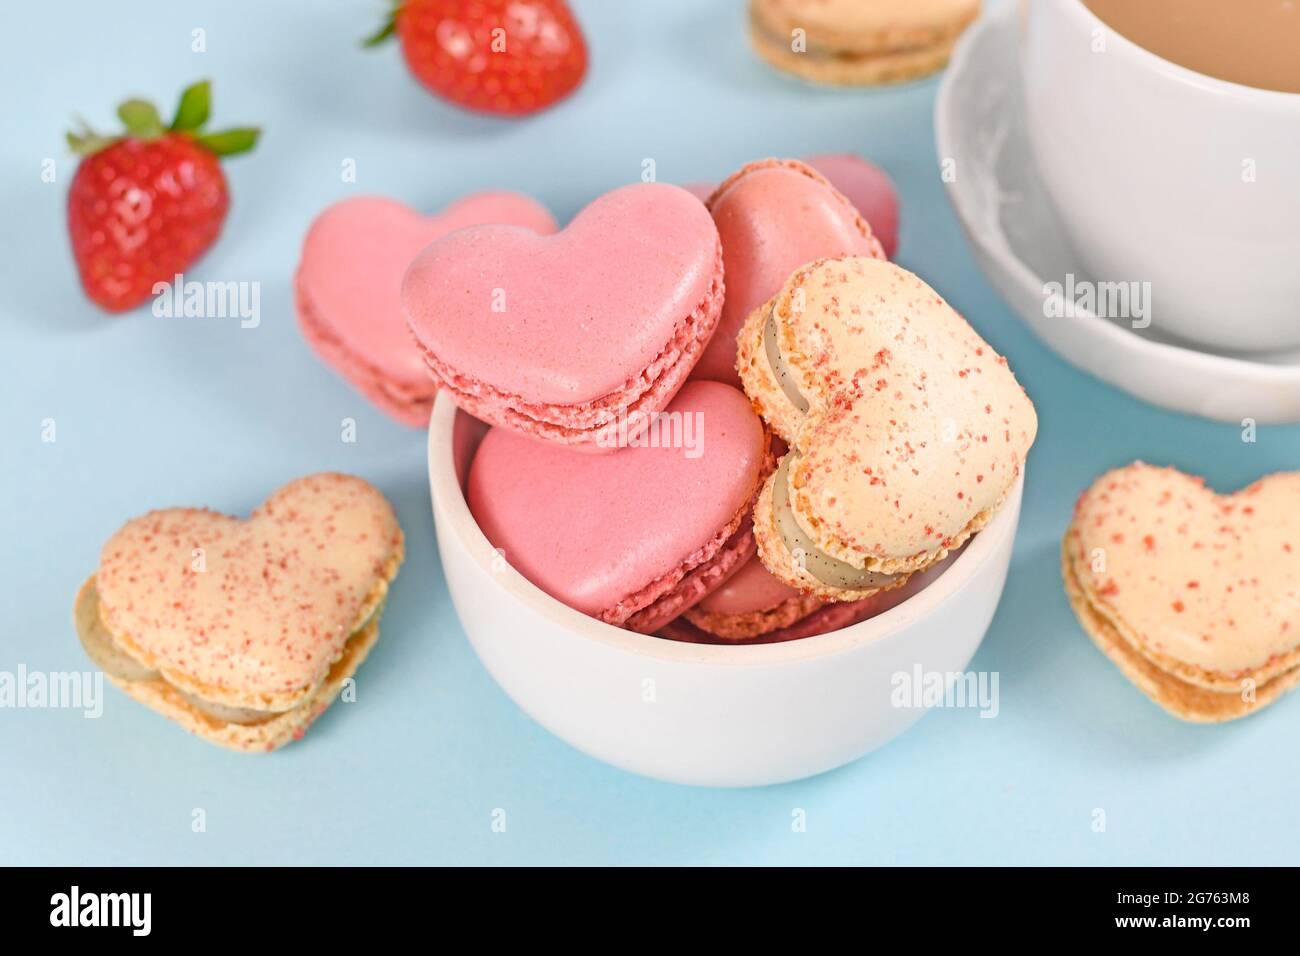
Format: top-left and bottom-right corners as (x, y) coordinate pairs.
(764, 308), (810, 413)
(773, 455), (900, 590)
(750, 16), (938, 63)
(76, 578), (372, 727)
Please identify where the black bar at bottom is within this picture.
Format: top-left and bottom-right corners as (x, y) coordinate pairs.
(2, 866), (1285, 940)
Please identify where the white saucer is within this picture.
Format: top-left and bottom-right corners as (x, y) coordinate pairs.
(934, 1), (1300, 424)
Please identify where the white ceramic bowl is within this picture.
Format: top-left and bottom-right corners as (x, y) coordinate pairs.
(427, 393), (1024, 787)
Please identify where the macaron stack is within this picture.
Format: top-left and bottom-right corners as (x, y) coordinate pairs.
(738, 255), (1037, 602)
(75, 474), (404, 751)
(1064, 462), (1300, 721)
(296, 193), (557, 427)
(404, 183), (724, 449)
(748, 0), (982, 86)
(395, 157), (1036, 644)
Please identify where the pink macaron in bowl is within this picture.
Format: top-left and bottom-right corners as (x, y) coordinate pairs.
(428, 393), (1025, 787)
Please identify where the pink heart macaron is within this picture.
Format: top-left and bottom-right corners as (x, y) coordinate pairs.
(404, 182), (725, 449)
(467, 380), (773, 633)
(669, 555), (883, 642)
(661, 548), (958, 645)
(803, 153), (900, 258)
(682, 152), (899, 255)
(690, 158), (885, 387)
(296, 193), (556, 427)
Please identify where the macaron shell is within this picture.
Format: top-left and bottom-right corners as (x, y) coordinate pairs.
(75, 577), (382, 751)
(696, 553), (803, 615)
(297, 293), (436, 428)
(1062, 538), (1300, 722)
(693, 159), (882, 387)
(748, 0), (979, 85)
(804, 153), (900, 258)
(751, 0), (980, 48)
(740, 256), (1036, 594)
(663, 596), (877, 645)
(404, 182), (723, 409)
(684, 587), (823, 640)
(622, 521), (756, 634)
(672, 546), (957, 642)
(1066, 463), (1300, 683)
(93, 473), (404, 710)
(296, 194), (556, 425)
(466, 381), (767, 627)
(750, 466), (916, 602)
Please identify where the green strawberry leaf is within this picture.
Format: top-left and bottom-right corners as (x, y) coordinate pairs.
(171, 80), (211, 132)
(117, 99), (164, 138)
(362, 3), (400, 47)
(196, 126), (261, 157)
(66, 125), (118, 156)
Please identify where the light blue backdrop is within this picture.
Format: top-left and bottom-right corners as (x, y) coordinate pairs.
(2, 0), (1297, 865)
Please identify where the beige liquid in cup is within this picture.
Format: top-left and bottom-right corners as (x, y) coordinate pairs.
(1083, 0), (1300, 93)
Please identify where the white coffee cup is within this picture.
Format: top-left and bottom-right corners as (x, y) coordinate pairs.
(1019, 0), (1300, 353)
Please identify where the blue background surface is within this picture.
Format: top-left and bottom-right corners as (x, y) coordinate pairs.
(3, 0), (1297, 866)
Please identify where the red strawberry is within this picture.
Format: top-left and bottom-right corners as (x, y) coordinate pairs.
(367, 0), (587, 116)
(66, 81), (259, 313)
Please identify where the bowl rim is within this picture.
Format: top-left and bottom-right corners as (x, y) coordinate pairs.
(427, 392), (1024, 666)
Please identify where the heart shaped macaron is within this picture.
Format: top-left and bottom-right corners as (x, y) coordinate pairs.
(296, 193), (556, 427)
(77, 473), (404, 751)
(1064, 462), (1300, 722)
(802, 153), (900, 258)
(691, 158), (884, 387)
(404, 182), (724, 449)
(738, 256), (1037, 601)
(467, 381), (772, 633)
(674, 555), (877, 642)
(749, 0), (980, 86)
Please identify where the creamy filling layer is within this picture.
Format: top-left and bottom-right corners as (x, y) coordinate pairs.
(773, 454), (900, 590)
(764, 308), (810, 413)
(77, 582), (368, 726)
(754, 20), (947, 62)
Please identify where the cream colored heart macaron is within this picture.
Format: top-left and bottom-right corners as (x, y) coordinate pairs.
(74, 472), (404, 752)
(737, 255), (1036, 602)
(1063, 462), (1300, 722)
(748, 0), (981, 86)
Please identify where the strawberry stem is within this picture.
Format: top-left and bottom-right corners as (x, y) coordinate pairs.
(363, 1), (402, 47)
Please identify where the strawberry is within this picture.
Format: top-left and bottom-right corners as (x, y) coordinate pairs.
(66, 80), (259, 313)
(366, 0), (588, 116)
